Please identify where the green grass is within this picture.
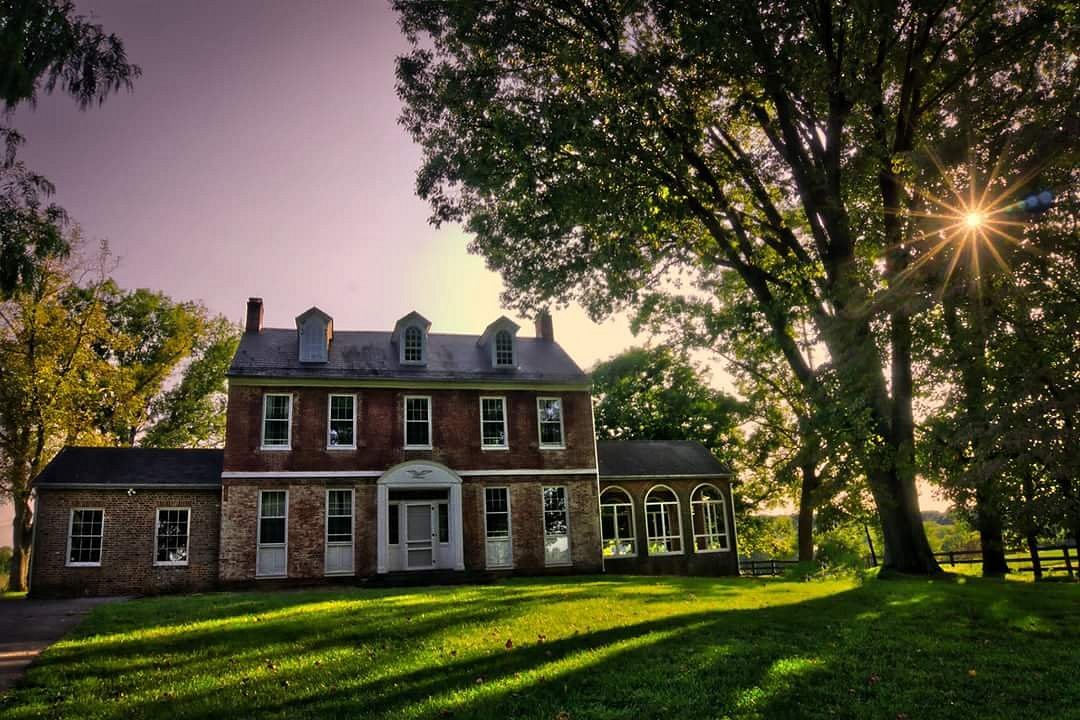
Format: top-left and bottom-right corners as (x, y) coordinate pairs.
(2, 575), (1078, 719)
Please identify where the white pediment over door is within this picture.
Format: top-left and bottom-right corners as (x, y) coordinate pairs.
(378, 461), (462, 487)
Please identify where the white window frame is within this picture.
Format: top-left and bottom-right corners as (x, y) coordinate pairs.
(691, 483), (731, 553)
(542, 485), (572, 566)
(479, 396), (509, 450)
(261, 393), (292, 451)
(256, 489), (288, 578)
(401, 324), (426, 365)
(324, 488), (355, 576)
(645, 484), (684, 556)
(327, 393), (357, 450)
(493, 329), (515, 367)
(403, 395), (433, 449)
(536, 396), (566, 449)
(483, 486), (513, 569)
(600, 486), (637, 558)
(153, 507), (191, 567)
(66, 508), (104, 567)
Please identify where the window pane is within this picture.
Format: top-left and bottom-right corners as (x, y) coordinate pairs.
(495, 331), (513, 365)
(328, 490), (351, 516)
(260, 517), (285, 545)
(485, 488), (508, 513)
(327, 516), (352, 542)
(388, 504), (399, 544)
(404, 326), (423, 362)
(69, 509), (104, 564)
(265, 395), (289, 420)
(261, 491), (285, 517)
(438, 503), (449, 543)
(406, 421), (430, 446)
(156, 509), (189, 563)
(543, 487), (566, 512)
(486, 512), (509, 537)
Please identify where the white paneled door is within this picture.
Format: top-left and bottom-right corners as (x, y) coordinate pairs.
(406, 503), (436, 569)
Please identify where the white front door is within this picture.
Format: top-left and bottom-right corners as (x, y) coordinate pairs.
(405, 503), (436, 569)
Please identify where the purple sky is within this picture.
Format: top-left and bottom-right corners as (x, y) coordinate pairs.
(0, 1), (948, 539)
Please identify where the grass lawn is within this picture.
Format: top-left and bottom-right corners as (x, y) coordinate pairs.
(1, 575), (1077, 720)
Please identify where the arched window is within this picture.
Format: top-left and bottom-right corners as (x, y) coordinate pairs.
(691, 484), (729, 552)
(494, 329), (514, 366)
(403, 325), (424, 363)
(600, 487), (636, 557)
(644, 485), (682, 555)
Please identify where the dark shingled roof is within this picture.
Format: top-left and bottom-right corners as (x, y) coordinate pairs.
(34, 447), (223, 488)
(597, 440), (733, 478)
(228, 329), (590, 385)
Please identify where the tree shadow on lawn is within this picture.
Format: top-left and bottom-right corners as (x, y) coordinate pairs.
(5, 577), (1078, 720)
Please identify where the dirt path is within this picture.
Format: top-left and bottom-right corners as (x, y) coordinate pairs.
(0, 597), (125, 693)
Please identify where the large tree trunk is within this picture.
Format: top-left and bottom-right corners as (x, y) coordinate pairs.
(974, 500), (1010, 577)
(796, 462), (818, 563)
(866, 462), (940, 575)
(8, 490), (33, 592)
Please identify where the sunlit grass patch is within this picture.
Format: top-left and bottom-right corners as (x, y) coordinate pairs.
(1, 575), (1077, 719)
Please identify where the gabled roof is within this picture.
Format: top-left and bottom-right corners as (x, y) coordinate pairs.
(229, 330), (589, 385)
(597, 440), (733, 478)
(478, 316), (520, 346)
(295, 306), (333, 325)
(33, 447), (224, 489)
(392, 311), (431, 338)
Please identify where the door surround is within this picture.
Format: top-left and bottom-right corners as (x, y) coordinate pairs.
(376, 460), (466, 573)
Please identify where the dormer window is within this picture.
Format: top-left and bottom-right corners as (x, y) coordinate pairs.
(479, 316), (520, 369)
(494, 330), (514, 366)
(296, 307), (333, 363)
(393, 311), (432, 366)
(403, 325), (424, 363)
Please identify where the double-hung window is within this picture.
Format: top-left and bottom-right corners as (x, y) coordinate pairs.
(67, 509), (103, 566)
(484, 487), (512, 568)
(537, 397), (565, 448)
(494, 330), (514, 366)
(645, 486), (683, 555)
(404, 396), (432, 448)
(262, 394), (291, 449)
(154, 508), (190, 565)
(328, 394), (356, 448)
(403, 325), (424, 363)
(542, 486), (571, 565)
(325, 489), (354, 575)
(691, 484), (730, 552)
(480, 396), (508, 449)
(256, 490), (288, 577)
(600, 488), (636, 557)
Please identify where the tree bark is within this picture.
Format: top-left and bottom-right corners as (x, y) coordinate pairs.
(8, 488), (33, 592)
(797, 461), (818, 563)
(975, 499), (1010, 577)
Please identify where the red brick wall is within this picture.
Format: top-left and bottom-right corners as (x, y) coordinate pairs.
(31, 488), (220, 597)
(598, 478), (738, 576)
(223, 385), (596, 473)
(220, 475), (601, 583)
(219, 480), (377, 583)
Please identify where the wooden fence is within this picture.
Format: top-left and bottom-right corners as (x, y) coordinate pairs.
(740, 544), (1077, 578)
(739, 559), (800, 577)
(934, 544), (1076, 578)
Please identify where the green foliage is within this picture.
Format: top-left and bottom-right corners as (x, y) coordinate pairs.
(591, 346), (743, 465)
(0, 0), (139, 298)
(738, 515), (797, 560)
(3, 578), (1078, 718)
(0, 546), (10, 591)
(395, 1), (1078, 571)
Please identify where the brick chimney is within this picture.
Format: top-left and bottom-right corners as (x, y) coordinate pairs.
(245, 297), (263, 334)
(535, 309), (554, 342)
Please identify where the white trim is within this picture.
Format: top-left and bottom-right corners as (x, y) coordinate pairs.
(229, 376), (591, 392)
(221, 467), (600, 479)
(153, 507), (191, 567)
(324, 487), (355, 576)
(326, 393), (357, 450)
(256, 489), (288, 578)
(644, 484), (684, 556)
(483, 486), (513, 569)
(479, 395), (509, 450)
(40, 483), (219, 490)
(690, 483), (731, 553)
(403, 394), (433, 450)
(599, 473), (734, 480)
(536, 396), (566, 449)
(599, 486), (637, 558)
(541, 484), (572, 567)
(260, 393), (292, 451)
(492, 329), (516, 368)
(65, 507), (104, 567)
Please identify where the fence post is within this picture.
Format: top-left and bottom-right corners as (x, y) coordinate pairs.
(1064, 545), (1074, 580)
(948, 551), (955, 566)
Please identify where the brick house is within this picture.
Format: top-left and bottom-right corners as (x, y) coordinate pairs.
(29, 299), (738, 596)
